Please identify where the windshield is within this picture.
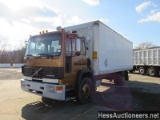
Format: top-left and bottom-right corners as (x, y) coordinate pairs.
(25, 32), (62, 57)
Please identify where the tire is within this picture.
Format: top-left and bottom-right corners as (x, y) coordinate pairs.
(77, 77), (93, 104)
(87, 58), (91, 68)
(124, 71), (129, 81)
(114, 72), (125, 85)
(148, 67), (158, 77)
(139, 67), (146, 75)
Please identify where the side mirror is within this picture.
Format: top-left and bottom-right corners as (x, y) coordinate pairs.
(75, 51), (81, 56)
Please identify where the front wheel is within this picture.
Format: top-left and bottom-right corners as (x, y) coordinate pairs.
(77, 77), (93, 104)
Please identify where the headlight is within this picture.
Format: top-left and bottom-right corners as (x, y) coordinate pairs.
(48, 86), (55, 93)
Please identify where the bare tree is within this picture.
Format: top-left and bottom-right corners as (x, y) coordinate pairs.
(0, 39), (9, 63)
(0, 39), (26, 63)
(135, 42), (155, 50)
(11, 47), (26, 63)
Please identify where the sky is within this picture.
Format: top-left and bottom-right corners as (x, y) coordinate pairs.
(0, 0), (160, 50)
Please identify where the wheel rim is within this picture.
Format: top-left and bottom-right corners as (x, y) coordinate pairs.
(82, 83), (90, 99)
(140, 69), (144, 74)
(149, 69), (155, 76)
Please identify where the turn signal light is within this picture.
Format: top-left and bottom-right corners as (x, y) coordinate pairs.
(58, 80), (63, 84)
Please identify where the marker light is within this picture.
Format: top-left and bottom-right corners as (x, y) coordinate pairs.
(56, 86), (63, 93)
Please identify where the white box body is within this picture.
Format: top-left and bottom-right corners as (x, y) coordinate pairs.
(65, 21), (133, 75)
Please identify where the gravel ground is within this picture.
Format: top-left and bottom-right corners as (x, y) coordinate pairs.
(131, 90), (160, 111)
(128, 73), (160, 111)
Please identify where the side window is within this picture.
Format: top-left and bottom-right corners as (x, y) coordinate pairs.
(66, 38), (76, 56)
(76, 38), (86, 55)
(66, 38), (71, 56)
(82, 40), (86, 55)
(72, 39), (76, 56)
(76, 38), (81, 52)
(66, 38), (86, 56)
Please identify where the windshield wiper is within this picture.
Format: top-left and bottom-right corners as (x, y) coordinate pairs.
(37, 53), (53, 58)
(25, 54), (33, 59)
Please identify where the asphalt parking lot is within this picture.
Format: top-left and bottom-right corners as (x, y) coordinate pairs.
(0, 68), (160, 120)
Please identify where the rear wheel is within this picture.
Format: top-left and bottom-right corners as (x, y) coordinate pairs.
(77, 77), (92, 104)
(129, 70), (134, 73)
(124, 71), (129, 81)
(139, 67), (146, 75)
(114, 72), (125, 85)
(148, 67), (158, 77)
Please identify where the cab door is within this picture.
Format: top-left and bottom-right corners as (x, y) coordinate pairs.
(65, 37), (74, 73)
(64, 36), (87, 88)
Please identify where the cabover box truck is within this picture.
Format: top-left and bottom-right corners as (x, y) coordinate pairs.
(130, 47), (160, 77)
(21, 20), (133, 103)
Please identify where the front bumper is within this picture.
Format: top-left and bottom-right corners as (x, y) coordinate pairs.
(21, 79), (65, 101)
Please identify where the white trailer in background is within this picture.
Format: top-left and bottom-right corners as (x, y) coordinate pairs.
(0, 64), (11, 68)
(131, 47), (160, 77)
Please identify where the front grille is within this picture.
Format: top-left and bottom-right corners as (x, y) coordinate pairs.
(22, 66), (64, 79)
